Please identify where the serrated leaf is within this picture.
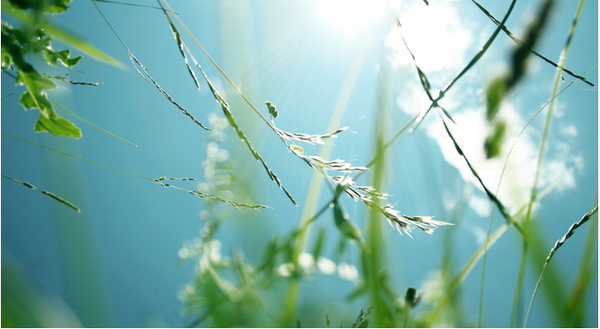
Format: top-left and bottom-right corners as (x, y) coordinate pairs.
(19, 90), (52, 112)
(34, 113), (82, 138)
(44, 48), (82, 68)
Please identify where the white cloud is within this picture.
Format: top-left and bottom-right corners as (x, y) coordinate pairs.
(560, 124), (578, 138)
(386, 0), (473, 75)
(469, 225), (487, 245)
(469, 194), (492, 217)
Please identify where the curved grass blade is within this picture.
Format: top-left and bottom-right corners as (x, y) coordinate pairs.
(524, 206), (598, 327)
(52, 100), (137, 147)
(2, 174), (80, 212)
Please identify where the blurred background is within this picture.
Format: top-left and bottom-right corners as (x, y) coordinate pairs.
(2, 0), (597, 327)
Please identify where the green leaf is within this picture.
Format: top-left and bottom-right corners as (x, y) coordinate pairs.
(34, 113), (82, 138)
(19, 90), (52, 112)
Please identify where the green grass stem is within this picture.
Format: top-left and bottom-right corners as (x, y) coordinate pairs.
(52, 100), (137, 147)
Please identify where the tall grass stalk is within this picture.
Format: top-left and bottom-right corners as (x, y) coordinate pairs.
(363, 54), (391, 328)
(511, 0), (583, 325)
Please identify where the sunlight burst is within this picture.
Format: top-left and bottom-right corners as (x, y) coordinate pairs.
(315, 0), (393, 39)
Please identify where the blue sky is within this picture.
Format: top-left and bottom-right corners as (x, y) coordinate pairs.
(2, 0), (597, 327)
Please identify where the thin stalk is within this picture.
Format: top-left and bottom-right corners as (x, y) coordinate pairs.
(2, 132), (152, 180)
(52, 100), (137, 147)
